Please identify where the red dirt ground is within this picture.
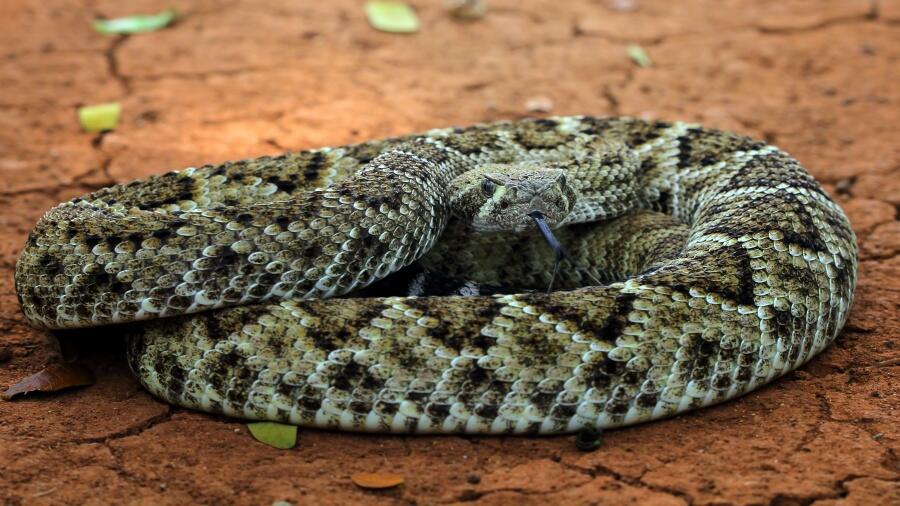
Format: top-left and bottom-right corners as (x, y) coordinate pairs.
(1, 1), (898, 504)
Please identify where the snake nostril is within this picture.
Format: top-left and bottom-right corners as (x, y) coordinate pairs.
(499, 201), (509, 210)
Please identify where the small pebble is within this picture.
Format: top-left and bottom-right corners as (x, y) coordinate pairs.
(607, 0), (639, 11)
(835, 178), (854, 195)
(524, 96), (554, 113)
(575, 426), (603, 452)
(444, 0), (487, 20)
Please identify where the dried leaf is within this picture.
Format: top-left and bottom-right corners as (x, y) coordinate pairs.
(78, 103), (121, 133)
(351, 473), (405, 489)
(92, 9), (178, 35)
(626, 44), (652, 67)
(247, 422), (297, 449)
(2, 363), (95, 400)
(366, 2), (420, 33)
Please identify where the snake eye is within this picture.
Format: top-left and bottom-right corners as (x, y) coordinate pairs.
(481, 178), (496, 196)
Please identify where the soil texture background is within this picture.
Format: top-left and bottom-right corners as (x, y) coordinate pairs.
(1, 1), (898, 505)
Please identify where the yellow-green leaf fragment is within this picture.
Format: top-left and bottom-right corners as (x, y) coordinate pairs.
(78, 103), (121, 133)
(366, 1), (420, 33)
(626, 44), (652, 67)
(93, 9), (177, 35)
(247, 422), (297, 449)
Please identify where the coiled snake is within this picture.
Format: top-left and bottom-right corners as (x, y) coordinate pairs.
(15, 116), (857, 434)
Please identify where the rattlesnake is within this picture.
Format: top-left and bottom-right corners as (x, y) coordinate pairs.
(14, 116), (857, 434)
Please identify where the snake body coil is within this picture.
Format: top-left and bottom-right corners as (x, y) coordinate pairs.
(15, 117), (857, 434)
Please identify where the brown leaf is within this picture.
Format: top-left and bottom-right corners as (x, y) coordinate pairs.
(350, 473), (405, 489)
(2, 363), (95, 400)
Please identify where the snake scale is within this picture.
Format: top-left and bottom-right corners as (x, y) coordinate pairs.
(15, 116), (857, 435)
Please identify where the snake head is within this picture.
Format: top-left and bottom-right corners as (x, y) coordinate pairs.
(449, 162), (578, 232)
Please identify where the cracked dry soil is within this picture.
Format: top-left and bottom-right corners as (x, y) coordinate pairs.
(1, 1), (898, 505)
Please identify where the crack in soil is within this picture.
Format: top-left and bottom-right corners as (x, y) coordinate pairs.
(767, 474), (878, 505)
(790, 392), (832, 454)
(560, 460), (695, 505)
(572, 5), (883, 45)
(124, 65), (290, 83)
(453, 481), (594, 503)
(58, 407), (175, 446)
(103, 35), (131, 95)
(2, 2), (898, 504)
(757, 8), (879, 35)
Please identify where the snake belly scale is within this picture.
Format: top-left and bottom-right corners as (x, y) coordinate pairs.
(14, 116), (857, 434)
